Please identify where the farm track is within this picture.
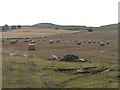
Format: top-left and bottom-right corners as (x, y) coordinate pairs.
(24, 57), (60, 88)
(3, 54), (31, 88)
(59, 75), (86, 87)
(3, 52), (60, 88)
(2, 54), (23, 87)
(23, 57), (35, 88)
(39, 71), (60, 88)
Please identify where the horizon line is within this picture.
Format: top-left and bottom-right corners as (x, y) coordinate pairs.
(0, 23), (118, 27)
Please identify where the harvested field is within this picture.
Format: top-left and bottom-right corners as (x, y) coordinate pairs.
(2, 28), (118, 88)
(2, 28), (80, 38)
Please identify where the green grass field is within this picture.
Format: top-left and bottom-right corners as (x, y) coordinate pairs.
(2, 52), (118, 88)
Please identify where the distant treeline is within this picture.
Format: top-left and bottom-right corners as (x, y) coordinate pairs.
(1, 23), (118, 32)
(61, 26), (81, 30)
(1, 24), (22, 31)
(32, 23), (87, 30)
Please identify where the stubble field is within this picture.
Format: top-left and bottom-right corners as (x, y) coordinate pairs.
(2, 28), (118, 88)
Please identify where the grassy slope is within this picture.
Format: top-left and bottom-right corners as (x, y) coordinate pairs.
(2, 23), (118, 32)
(29, 23), (118, 31)
(92, 24), (118, 31)
(32, 23), (118, 31)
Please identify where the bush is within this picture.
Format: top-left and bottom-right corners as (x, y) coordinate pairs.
(2, 24), (9, 31)
(55, 27), (59, 30)
(11, 26), (16, 29)
(17, 25), (22, 29)
(88, 29), (93, 32)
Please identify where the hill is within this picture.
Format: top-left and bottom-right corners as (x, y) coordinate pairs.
(32, 23), (86, 30)
(32, 23), (118, 31)
(32, 23), (61, 29)
(92, 24), (118, 31)
(1, 23), (118, 32)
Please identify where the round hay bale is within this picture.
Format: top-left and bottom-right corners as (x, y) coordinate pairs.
(93, 40), (96, 43)
(100, 42), (105, 46)
(10, 39), (17, 44)
(25, 39), (32, 42)
(106, 41), (110, 45)
(56, 39), (61, 43)
(83, 40), (86, 43)
(28, 43), (36, 50)
(97, 40), (100, 43)
(42, 39), (46, 41)
(75, 40), (78, 43)
(88, 40), (92, 44)
(76, 41), (81, 45)
(49, 40), (53, 44)
(30, 40), (35, 44)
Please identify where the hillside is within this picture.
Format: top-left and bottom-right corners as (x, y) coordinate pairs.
(32, 23), (61, 29)
(32, 23), (87, 30)
(32, 23), (118, 31)
(1, 23), (118, 32)
(92, 24), (118, 31)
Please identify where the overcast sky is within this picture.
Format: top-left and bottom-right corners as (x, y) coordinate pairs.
(0, 0), (119, 27)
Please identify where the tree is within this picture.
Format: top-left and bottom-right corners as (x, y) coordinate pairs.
(55, 27), (59, 30)
(2, 24), (9, 31)
(17, 25), (22, 29)
(87, 28), (93, 32)
(11, 25), (16, 29)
